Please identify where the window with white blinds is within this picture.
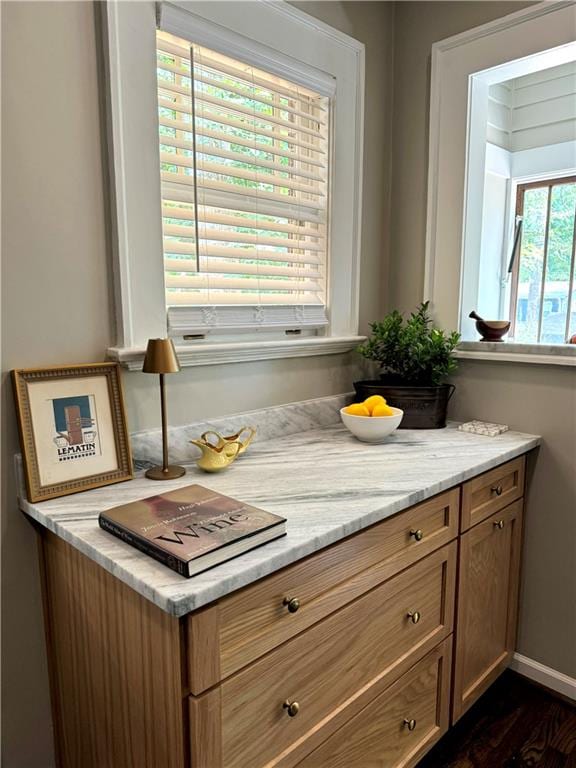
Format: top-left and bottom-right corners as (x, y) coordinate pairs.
(156, 30), (331, 335)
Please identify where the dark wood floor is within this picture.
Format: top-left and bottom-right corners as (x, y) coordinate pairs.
(417, 671), (576, 768)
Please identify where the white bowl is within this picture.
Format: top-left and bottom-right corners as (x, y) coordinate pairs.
(340, 406), (404, 443)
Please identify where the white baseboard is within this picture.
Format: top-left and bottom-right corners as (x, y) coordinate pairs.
(511, 653), (576, 701)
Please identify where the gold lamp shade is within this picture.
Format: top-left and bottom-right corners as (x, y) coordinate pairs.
(142, 338), (181, 374)
(142, 338), (185, 480)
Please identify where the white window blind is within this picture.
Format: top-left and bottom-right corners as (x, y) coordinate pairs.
(155, 30), (331, 335)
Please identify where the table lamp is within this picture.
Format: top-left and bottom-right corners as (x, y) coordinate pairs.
(142, 338), (186, 480)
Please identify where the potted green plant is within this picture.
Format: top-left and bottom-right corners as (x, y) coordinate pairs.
(355, 302), (460, 429)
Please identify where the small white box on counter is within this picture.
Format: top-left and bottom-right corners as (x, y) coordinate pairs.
(458, 420), (509, 437)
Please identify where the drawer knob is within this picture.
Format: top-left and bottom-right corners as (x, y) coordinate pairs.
(283, 700), (300, 717)
(403, 718), (417, 731)
(409, 529), (424, 542)
(494, 519), (505, 530)
(282, 597), (300, 614)
(491, 484), (504, 496)
(407, 610), (421, 624)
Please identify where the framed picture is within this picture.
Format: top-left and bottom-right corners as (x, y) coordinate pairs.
(12, 362), (133, 502)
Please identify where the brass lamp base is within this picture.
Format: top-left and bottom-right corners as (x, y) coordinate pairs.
(145, 465), (186, 481)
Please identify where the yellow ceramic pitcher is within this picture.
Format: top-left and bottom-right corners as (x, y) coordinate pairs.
(200, 426), (256, 455)
(189, 439), (243, 473)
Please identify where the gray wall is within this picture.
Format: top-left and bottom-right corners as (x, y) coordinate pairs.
(2, 2), (574, 767)
(2, 3), (112, 765)
(0, 2), (392, 766)
(391, 0), (576, 678)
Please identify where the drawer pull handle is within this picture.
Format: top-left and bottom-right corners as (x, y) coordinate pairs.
(409, 529), (424, 542)
(494, 519), (505, 530)
(283, 700), (300, 717)
(407, 610), (421, 624)
(491, 485), (504, 496)
(403, 718), (417, 731)
(282, 597), (300, 614)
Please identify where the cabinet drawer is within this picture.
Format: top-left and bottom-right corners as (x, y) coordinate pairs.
(461, 457), (525, 531)
(197, 489), (459, 686)
(298, 637), (452, 768)
(191, 543), (456, 768)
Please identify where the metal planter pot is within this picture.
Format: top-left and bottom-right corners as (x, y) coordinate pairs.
(353, 379), (456, 429)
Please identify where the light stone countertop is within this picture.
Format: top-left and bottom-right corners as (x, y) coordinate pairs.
(18, 396), (540, 616)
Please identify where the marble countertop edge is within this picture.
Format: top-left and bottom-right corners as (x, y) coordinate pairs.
(19, 430), (540, 617)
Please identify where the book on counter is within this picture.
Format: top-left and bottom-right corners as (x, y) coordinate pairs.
(98, 484), (286, 577)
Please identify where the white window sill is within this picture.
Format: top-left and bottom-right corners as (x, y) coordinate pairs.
(456, 341), (576, 367)
(108, 335), (366, 371)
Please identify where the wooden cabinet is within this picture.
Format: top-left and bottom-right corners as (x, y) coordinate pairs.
(38, 457), (528, 768)
(195, 544), (456, 768)
(452, 499), (524, 722)
(40, 533), (186, 768)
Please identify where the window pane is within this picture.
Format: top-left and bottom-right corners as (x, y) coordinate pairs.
(156, 30), (330, 327)
(570, 281), (576, 341)
(541, 183), (576, 344)
(514, 186), (549, 343)
(568, 192), (576, 341)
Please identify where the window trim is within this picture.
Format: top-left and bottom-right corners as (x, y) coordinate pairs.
(455, 341), (576, 366)
(424, 0), (576, 363)
(101, 0), (365, 367)
(107, 335), (366, 371)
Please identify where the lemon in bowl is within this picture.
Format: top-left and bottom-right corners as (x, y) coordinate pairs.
(340, 397), (404, 443)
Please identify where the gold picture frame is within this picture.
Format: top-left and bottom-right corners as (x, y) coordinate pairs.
(12, 362), (133, 503)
